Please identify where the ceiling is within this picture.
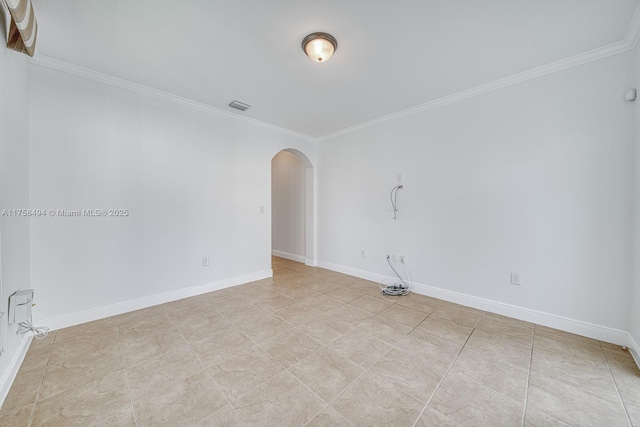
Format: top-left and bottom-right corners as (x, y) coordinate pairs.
(30, 0), (640, 138)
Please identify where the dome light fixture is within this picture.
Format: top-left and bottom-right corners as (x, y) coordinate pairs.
(302, 32), (337, 63)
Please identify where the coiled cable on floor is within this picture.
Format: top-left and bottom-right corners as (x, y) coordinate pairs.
(17, 317), (49, 340)
(380, 255), (411, 299)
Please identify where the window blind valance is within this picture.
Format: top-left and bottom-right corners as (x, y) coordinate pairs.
(5, 0), (37, 57)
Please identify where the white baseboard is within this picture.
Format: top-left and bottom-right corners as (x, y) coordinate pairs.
(38, 269), (272, 331)
(0, 335), (32, 410)
(628, 333), (640, 368)
(317, 260), (631, 347)
(271, 250), (305, 263)
(305, 258), (317, 267)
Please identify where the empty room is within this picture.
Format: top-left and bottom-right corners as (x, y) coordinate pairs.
(1, 0), (640, 426)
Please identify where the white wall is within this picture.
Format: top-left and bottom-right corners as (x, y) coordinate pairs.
(631, 44), (640, 354)
(272, 150), (306, 260)
(27, 64), (316, 322)
(0, 7), (31, 383)
(318, 52), (635, 331)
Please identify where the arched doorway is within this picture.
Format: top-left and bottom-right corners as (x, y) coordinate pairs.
(271, 149), (314, 266)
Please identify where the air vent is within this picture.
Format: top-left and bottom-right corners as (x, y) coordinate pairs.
(229, 100), (251, 111)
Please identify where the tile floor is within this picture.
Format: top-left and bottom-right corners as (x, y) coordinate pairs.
(1, 256), (639, 426)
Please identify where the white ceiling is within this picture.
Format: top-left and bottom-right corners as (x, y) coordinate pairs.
(31, 0), (640, 138)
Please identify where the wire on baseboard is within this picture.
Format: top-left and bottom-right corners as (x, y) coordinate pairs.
(17, 317), (49, 340)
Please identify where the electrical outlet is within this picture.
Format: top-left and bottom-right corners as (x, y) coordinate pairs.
(202, 257), (210, 267)
(510, 272), (520, 285)
(259, 205), (265, 213)
(397, 173), (403, 183)
(360, 249), (366, 257)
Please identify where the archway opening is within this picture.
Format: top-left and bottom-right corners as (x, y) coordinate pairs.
(271, 149), (314, 267)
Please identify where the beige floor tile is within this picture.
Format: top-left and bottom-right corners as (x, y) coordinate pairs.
(394, 293), (439, 313)
(285, 287), (323, 303)
(533, 330), (605, 366)
(117, 316), (177, 337)
(526, 371), (629, 426)
(305, 407), (352, 427)
(370, 347), (445, 402)
(114, 305), (167, 330)
(164, 300), (221, 324)
(465, 329), (532, 369)
(305, 280), (343, 293)
(475, 316), (534, 345)
(176, 312), (231, 342)
(355, 316), (413, 345)
(482, 311), (534, 329)
(126, 346), (203, 400)
(28, 331), (57, 351)
(297, 315), (353, 344)
(209, 346), (284, 402)
(603, 348), (640, 374)
(0, 404), (34, 427)
(535, 325), (601, 345)
(287, 275), (325, 287)
(16, 345), (51, 376)
(40, 348), (124, 401)
(331, 371), (423, 427)
(326, 304), (373, 327)
(196, 405), (246, 426)
(379, 304), (429, 327)
(1, 368), (44, 412)
(273, 302), (323, 325)
(416, 315), (473, 345)
(119, 326), (187, 366)
(236, 313), (294, 343)
(350, 295), (394, 314)
(448, 346), (529, 401)
(531, 348), (617, 400)
(189, 329), (255, 367)
(55, 318), (117, 342)
(32, 369), (132, 426)
(328, 329), (392, 369)
(395, 329), (463, 371)
(290, 347), (365, 402)
(255, 293), (297, 312)
(260, 329), (322, 368)
(303, 294), (346, 312)
(414, 406), (463, 427)
(48, 329), (119, 360)
(430, 370), (523, 427)
(133, 371), (226, 427)
(326, 286), (366, 302)
(232, 370), (324, 426)
(431, 303), (484, 327)
(524, 408), (574, 426)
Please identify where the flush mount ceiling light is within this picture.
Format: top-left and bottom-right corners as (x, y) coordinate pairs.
(302, 32), (337, 63)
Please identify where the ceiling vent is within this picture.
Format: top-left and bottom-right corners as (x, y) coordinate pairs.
(229, 100), (251, 111)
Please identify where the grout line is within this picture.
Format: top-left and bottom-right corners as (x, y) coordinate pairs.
(115, 327), (140, 427)
(520, 327), (536, 427)
(27, 331), (57, 427)
(601, 344), (634, 427)
(410, 327), (474, 427)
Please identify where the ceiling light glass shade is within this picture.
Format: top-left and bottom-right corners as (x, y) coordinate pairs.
(302, 32), (337, 63)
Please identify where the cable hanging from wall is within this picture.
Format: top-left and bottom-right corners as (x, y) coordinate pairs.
(390, 184), (403, 219)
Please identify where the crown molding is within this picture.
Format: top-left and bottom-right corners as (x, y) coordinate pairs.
(28, 0), (640, 145)
(319, 39), (635, 141)
(27, 55), (317, 143)
(624, 0), (640, 49)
